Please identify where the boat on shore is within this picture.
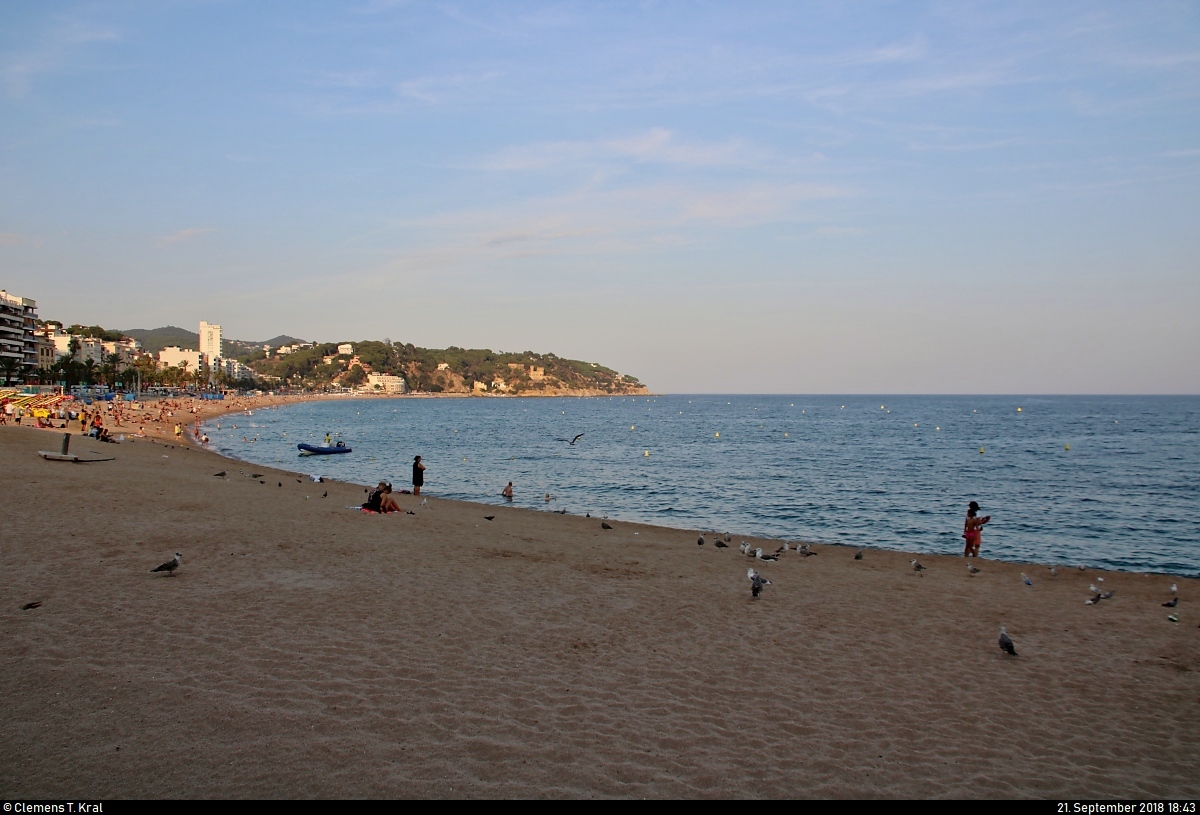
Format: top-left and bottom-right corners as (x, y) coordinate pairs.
(297, 442), (352, 456)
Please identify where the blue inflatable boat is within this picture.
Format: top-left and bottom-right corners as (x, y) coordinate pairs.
(297, 442), (352, 456)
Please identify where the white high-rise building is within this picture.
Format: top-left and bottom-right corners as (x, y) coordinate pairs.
(199, 321), (223, 362)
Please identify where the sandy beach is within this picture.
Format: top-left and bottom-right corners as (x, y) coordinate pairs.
(1, 423), (1197, 799)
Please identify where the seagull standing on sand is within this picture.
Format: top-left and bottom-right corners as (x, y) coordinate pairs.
(854, 549), (863, 560)
(739, 542), (749, 554)
(968, 563), (981, 575)
(998, 626), (1018, 656)
(151, 553), (182, 576)
(911, 559), (926, 573)
(1049, 566), (1057, 577)
(748, 569), (771, 598)
(715, 540), (728, 549)
(697, 535), (705, 546)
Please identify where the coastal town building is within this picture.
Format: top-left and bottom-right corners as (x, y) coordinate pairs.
(337, 343), (354, 355)
(219, 358), (254, 382)
(529, 366), (545, 381)
(199, 321), (223, 361)
(473, 380), (488, 392)
(158, 346), (203, 370)
(436, 362), (450, 371)
(366, 372), (406, 393)
(36, 328), (56, 370)
(0, 289), (38, 380)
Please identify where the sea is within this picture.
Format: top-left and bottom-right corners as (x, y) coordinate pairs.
(202, 395), (1200, 576)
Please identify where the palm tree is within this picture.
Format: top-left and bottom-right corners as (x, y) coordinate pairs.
(0, 355), (19, 386)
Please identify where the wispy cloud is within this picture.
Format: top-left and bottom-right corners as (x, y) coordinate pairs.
(0, 232), (27, 247)
(158, 228), (214, 246)
(480, 128), (771, 171)
(1, 15), (119, 99)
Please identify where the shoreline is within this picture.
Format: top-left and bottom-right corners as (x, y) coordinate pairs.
(18, 393), (1197, 578)
(1, 422), (1196, 798)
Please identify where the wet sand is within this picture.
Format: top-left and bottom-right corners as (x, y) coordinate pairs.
(1, 425), (1197, 798)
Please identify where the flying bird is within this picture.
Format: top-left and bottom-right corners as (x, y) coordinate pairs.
(601, 522), (613, 530)
(998, 626), (1018, 656)
(151, 553), (182, 576)
(854, 549), (863, 560)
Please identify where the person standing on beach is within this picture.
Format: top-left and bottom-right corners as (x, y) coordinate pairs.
(412, 455), (425, 496)
(963, 501), (991, 557)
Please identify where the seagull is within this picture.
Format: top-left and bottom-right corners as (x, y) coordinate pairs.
(1049, 566), (1057, 577)
(569, 433), (584, 445)
(911, 559), (926, 573)
(748, 569), (771, 598)
(484, 516), (495, 521)
(714, 540), (729, 549)
(753, 548), (763, 559)
(1163, 598), (1178, 608)
(322, 491), (327, 498)
(968, 563), (981, 575)
(760, 554), (779, 562)
(1085, 593), (1103, 605)
(249, 473), (263, 479)
(601, 522), (613, 530)
(213, 471), (226, 477)
(723, 533), (732, 543)
(697, 535), (706, 546)
(1170, 584), (1178, 594)
(739, 542), (749, 554)
(1090, 584), (1100, 593)
(1022, 573), (1033, 586)
(998, 626), (1018, 656)
(774, 544), (788, 555)
(421, 497), (428, 507)
(1101, 590), (1116, 600)
(151, 553), (182, 576)
(854, 549), (863, 560)
(1078, 564), (1087, 571)
(278, 482), (282, 488)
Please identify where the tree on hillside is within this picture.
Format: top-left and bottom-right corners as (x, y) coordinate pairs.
(342, 364), (367, 387)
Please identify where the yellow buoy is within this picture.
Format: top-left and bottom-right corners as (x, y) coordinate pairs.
(913, 423), (918, 427)
(631, 425), (635, 430)
(1017, 407), (1023, 412)
(644, 450), (649, 457)
(979, 447), (985, 454)
(715, 432), (720, 438)
(784, 432), (789, 437)
(1064, 443), (1070, 450)
(936, 426), (940, 431)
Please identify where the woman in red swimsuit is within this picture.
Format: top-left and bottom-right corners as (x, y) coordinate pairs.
(963, 500), (990, 557)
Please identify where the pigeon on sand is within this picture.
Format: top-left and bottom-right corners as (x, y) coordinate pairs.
(151, 553), (182, 576)
(998, 626), (1018, 656)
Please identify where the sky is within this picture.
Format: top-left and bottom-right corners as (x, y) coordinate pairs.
(1, 1), (1198, 393)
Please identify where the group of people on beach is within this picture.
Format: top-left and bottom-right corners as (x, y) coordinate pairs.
(361, 454), (425, 513)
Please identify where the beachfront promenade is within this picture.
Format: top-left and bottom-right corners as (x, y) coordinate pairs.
(1, 420), (1197, 798)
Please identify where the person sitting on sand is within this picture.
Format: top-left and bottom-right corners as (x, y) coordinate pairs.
(363, 482), (400, 514)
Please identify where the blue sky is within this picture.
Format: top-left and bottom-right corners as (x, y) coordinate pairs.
(2, 1), (1198, 392)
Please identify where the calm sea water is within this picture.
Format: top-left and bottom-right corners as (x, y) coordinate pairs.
(203, 395), (1200, 576)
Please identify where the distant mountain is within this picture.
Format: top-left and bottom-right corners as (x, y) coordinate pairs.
(123, 327), (306, 355)
(123, 326), (198, 354)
